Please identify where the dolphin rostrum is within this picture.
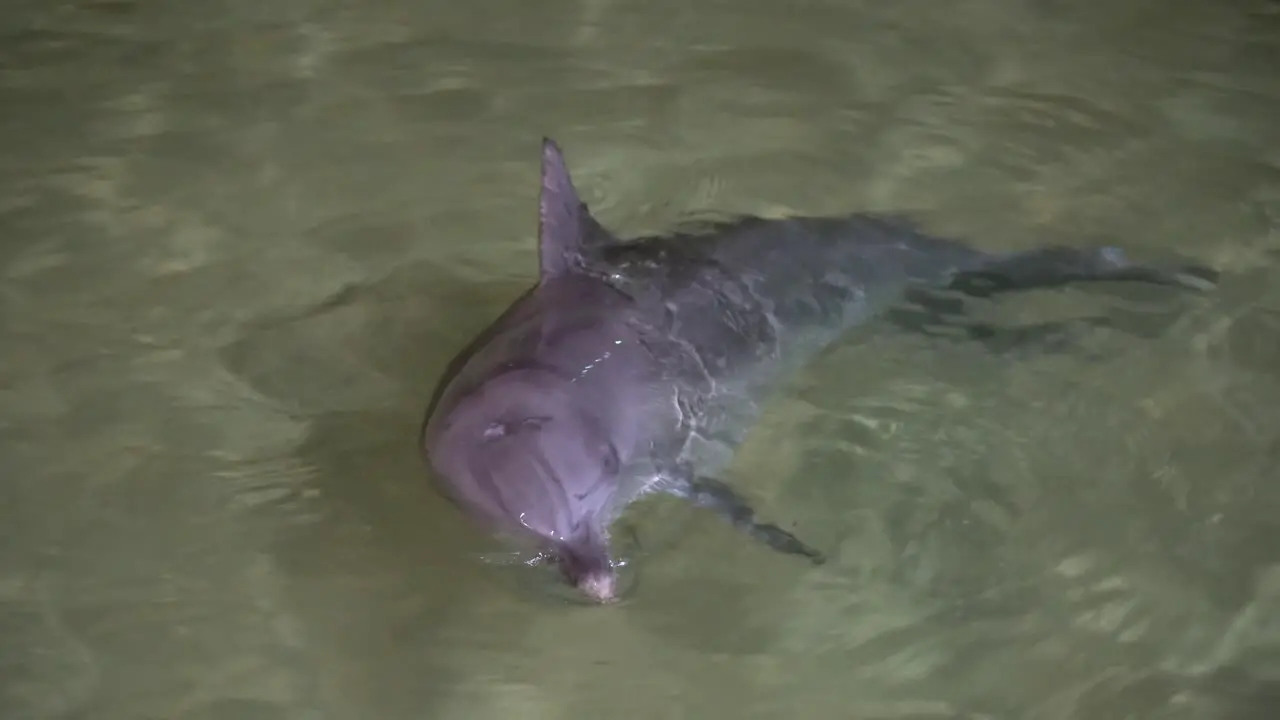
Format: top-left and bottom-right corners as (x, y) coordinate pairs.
(421, 138), (1215, 603)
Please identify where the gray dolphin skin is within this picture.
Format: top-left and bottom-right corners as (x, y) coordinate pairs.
(421, 138), (1216, 604)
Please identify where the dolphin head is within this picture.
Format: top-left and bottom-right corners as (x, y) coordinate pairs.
(423, 137), (647, 603)
(426, 367), (628, 602)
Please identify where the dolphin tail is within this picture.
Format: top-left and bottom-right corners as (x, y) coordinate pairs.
(949, 245), (1218, 298)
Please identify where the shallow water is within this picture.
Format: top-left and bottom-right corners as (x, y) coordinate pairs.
(2, 0), (1279, 718)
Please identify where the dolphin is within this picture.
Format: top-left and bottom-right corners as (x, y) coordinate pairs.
(420, 138), (1215, 603)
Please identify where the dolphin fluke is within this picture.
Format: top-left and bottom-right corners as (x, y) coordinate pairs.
(949, 245), (1220, 297)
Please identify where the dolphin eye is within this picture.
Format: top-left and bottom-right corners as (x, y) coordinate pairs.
(483, 415), (551, 441)
(601, 443), (620, 476)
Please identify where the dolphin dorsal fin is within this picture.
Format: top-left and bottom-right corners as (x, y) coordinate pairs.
(538, 137), (593, 280)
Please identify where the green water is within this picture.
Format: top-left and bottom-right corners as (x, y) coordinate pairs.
(2, 0), (1279, 718)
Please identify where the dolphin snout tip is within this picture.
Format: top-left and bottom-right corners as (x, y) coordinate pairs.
(577, 570), (620, 604)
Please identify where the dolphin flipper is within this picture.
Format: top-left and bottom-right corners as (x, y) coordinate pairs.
(666, 472), (827, 565)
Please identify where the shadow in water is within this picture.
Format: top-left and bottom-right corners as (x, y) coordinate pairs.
(217, 262), (550, 717)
